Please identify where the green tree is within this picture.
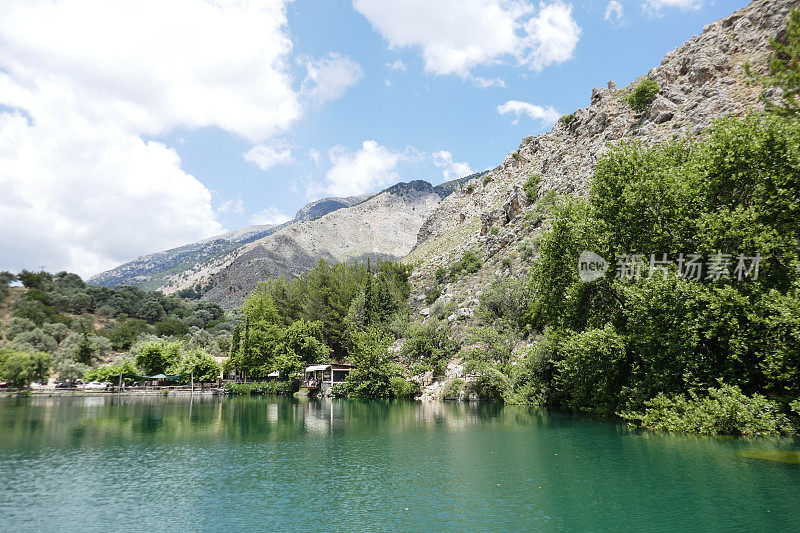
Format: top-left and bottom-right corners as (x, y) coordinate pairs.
(746, 8), (800, 116)
(0, 349), (51, 388)
(346, 326), (400, 398)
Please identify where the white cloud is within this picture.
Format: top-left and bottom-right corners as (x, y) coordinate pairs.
(0, 111), (223, 277)
(472, 76), (507, 88)
(643, 0), (703, 13)
(387, 59), (407, 71)
(322, 141), (405, 197)
(0, 0), (346, 277)
(604, 1), (624, 24)
(432, 151), (473, 181)
(244, 142), (294, 171)
(249, 207), (291, 226)
(497, 100), (560, 126)
(217, 197), (245, 216)
(353, 0), (581, 76)
(302, 53), (364, 106)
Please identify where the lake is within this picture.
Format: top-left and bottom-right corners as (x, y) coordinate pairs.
(0, 396), (798, 532)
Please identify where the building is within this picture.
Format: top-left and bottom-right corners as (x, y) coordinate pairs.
(303, 363), (354, 395)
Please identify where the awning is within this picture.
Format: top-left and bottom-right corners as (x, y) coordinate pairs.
(305, 364), (330, 372)
(121, 373), (191, 380)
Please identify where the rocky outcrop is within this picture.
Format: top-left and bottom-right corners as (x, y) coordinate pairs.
(405, 0), (798, 317)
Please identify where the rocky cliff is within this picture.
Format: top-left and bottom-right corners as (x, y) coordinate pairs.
(404, 0), (797, 320)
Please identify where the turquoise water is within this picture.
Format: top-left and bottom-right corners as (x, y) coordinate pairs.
(0, 396), (798, 532)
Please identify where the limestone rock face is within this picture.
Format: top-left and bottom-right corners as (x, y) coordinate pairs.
(404, 0), (797, 316)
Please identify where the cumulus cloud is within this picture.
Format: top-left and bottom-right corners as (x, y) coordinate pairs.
(643, 0), (703, 13)
(0, 0), (360, 277)
(432, 151), (473, 181)
(497, 100), (560, 126)
(0, 111), (223, 277)
(322, 141), (406, 197)
(353, 0), (581, 76)
(245, 142), (294, 171)
(604, 1), (624, 24)
(302, 53), (364, 106)
(249, 207), (291, 226)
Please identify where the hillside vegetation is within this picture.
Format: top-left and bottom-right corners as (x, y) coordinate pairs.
(0, 270), (235, 386)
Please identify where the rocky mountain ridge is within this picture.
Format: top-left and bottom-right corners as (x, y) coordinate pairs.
(405, 0), (796, 323)
(90, 176), (478, 308)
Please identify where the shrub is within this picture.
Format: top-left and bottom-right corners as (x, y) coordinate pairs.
(449, 251), (483, 280)
(425, 287), (441, 305)
(619, 383), (793, 437)
(442, 378), (465, 400)
(559, 113), (575, 125)
(523, 174), (541, 201)
(389, 377), (418, 398)
(84, 359), (139, 384)
(624, 79), (660, 112)
(434, 266), (448, 285)
(223, 381), (298, 395)
(478, 278), (528, 327)
(402, 320), (457, 376)
(490, 226), (500, 236)
(472, 368), (511, 402)
(500, 257), (512, 270)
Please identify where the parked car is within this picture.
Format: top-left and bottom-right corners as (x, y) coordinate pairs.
(55, 382), (73, 389)
(84, 381), (108, 390)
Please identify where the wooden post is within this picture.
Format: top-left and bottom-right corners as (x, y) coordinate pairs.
(118, 373), (122, 397)
(191, 372), (194, 396)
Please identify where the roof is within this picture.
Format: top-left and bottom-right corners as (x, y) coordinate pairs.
(305, 363), (355, 372)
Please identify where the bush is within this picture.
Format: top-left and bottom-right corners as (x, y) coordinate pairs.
(449, 251), (483, 280)
(559, 113), (575, 125)
(624, 79), (660, 112)
(478, 278), (528, 328)
(223, 381), (298, 395)
(389, 377), (418, 398)
(620, 383), (793, 436)
(402, 320), (457, 376)
(472, 368), (511, 402)
(442, 378), (465, 400)
(434, 267), (448, 285)
(425, 287), (441, 305)
(523, 174), (541, 201)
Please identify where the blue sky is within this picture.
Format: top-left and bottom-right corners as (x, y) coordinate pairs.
(168, 0), (748, 229)
(0, 0), (749, 276)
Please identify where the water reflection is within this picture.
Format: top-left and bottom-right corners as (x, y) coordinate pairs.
(1, 396), (799, 531)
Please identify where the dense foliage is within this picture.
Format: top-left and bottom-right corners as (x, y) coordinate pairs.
(230, 259), (418, 397)
(0, 270), (232, 387)
(511, 113), (800, 432)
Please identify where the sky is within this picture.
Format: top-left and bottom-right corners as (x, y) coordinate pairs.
(0, 0), (749, 279)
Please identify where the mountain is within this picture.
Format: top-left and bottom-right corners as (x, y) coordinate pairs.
(404, 0), (795, 317)
(90, 176), (479, 307)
